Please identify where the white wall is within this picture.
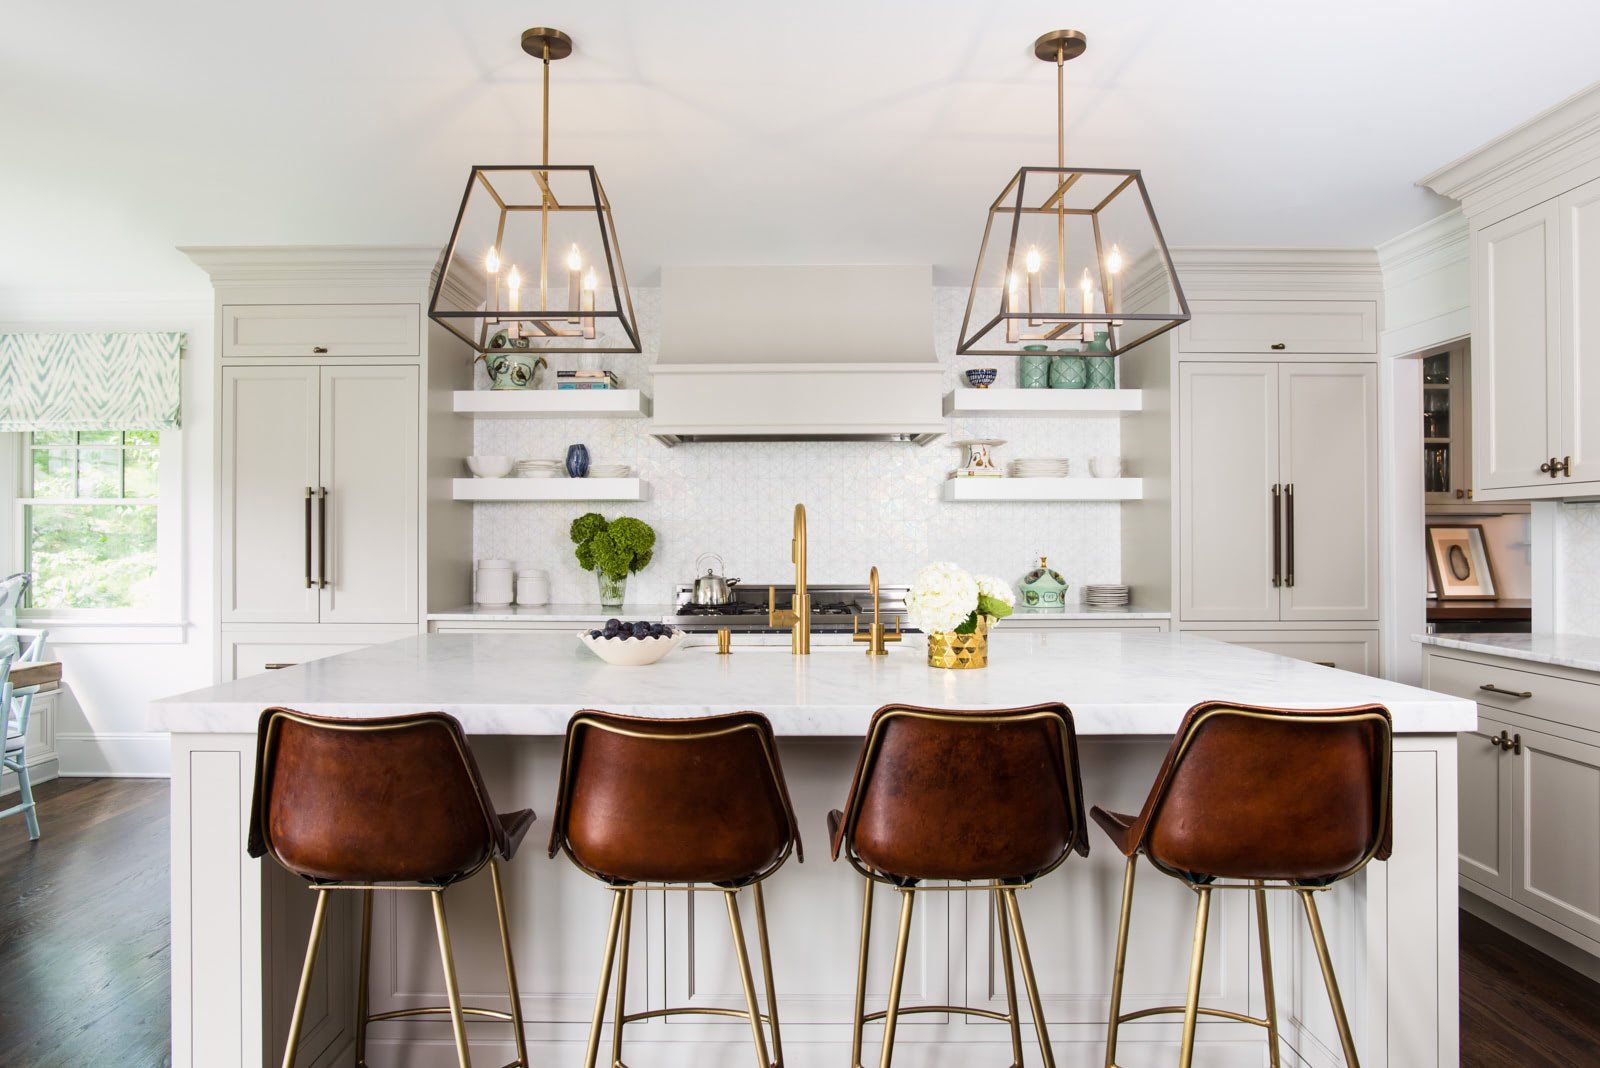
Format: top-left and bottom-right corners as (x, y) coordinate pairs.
(0, 295), (215, 778)
(472, 286), (1129, 606)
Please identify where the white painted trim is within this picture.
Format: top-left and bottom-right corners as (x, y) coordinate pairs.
(1167, 246), (1384, 298)
(180, 245), (443, 288)
(54, 730), (170, 777)
(1421, 82), (1600, 213)
(0, 756), (58, 796)
(1532, 500), (1559, 633)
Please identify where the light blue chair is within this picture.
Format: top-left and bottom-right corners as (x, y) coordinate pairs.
(0, 574), (46, 840)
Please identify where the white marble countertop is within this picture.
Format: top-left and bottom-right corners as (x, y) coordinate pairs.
(1416, 631), (1600, 675)
(153, 631), (1473, 736)
(425, 603), (1172, 623)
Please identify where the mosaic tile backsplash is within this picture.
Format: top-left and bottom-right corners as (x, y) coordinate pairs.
(1557, 502), (1600, 636)
(472, 286), (1124, 605)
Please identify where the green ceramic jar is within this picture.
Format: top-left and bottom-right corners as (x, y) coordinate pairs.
(1084, 332), (1115, 389)
(1019, 556), (1069, 609)
(1049, 343), (1087, 389)
(1019, 345), (1050, 389)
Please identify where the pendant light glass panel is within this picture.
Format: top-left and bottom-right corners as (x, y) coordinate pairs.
(957, 165), (1187, 358)
(430, 165), (640, 354)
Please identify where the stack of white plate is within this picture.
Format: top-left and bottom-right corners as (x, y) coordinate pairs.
(588, 463), (632, 478)
(1008, 458), (1071, 478)
(514, 459), (564, 479)
(1083, 584), (1131, 610)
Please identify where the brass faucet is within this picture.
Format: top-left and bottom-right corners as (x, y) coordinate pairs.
(852, 566), (903, 656)
(767, 503), (811, 654)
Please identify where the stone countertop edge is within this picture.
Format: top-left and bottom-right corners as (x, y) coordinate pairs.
(1415, 631), (1600, 676)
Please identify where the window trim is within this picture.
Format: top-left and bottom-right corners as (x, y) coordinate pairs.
(1, 430), (185, 626)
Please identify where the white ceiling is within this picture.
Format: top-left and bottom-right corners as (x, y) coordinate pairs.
(3, 0), (1598, 298)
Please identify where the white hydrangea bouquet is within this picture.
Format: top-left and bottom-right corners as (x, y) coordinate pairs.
(905, 562), (1014, 668)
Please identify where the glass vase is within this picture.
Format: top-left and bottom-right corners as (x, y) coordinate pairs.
(597, 571), (627, 607)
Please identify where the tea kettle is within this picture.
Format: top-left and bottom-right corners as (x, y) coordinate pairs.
(691, 553), (740, 606)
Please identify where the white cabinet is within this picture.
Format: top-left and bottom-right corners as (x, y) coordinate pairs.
(1512, 723), (1600, 943)
(1178, 299), (1377, 354)
(221, 304), (420, 358)
(1457, 710), (1516, 896)
(1179, 362), (1378, 623)
(1191, 629), (1378, 676)
(1471, 175), (1600, 499)
(221, 365), (418, 625)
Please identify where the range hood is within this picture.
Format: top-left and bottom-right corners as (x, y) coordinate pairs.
(650, 265), (946, 445)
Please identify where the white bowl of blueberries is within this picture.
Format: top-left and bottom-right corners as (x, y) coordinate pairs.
(578, 618), (688, 666)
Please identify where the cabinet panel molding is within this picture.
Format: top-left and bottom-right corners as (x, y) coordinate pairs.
(221, 303), (420, 358)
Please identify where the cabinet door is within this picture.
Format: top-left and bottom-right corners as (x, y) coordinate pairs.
(1279, 363), (1379, 621)
(1510, 723), (1600, 943)
(221, 304), (420, 358)
(1558, 177), (1600, 488)
(220, 366), (320, 623)
(317, 366), (419, 624)
(1179, 299), (1377, 354)
(1178, 363), (1280, 621)
(1458, 711), (1515, 897)
(1473, 204), (1561, 494)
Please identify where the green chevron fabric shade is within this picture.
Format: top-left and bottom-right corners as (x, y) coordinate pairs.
(0, 332), (183, 431)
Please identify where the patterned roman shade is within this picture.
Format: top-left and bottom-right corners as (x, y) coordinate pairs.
(0, 332), (183, 431)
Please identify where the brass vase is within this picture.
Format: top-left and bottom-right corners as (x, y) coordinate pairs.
(927, 618), (989, 669)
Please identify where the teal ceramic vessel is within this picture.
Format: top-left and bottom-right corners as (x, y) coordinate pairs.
(1019, 345), (1050, 389)
(1019, 556), (1069, 608)
(1084, 334), (1115, 389)
(485, 351), (548, 390)
(1049, 344), (1087, 389)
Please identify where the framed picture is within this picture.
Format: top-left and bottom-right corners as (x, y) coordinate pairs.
(1426, 524), (1498, 600)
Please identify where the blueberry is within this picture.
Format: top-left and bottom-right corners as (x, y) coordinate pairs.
(631, 621), (652, 638)
(649, 623), (666, 637)
(605, 618), (622, 630)
(589, 629), (602, 639)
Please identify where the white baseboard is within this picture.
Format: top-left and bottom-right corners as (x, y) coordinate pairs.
(54, 731), (170, 778)
(1461, 887), (1600, 983)
(1, 756), (59, 796)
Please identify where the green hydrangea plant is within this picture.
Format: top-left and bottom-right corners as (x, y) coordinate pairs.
(570, 512), (657, 580)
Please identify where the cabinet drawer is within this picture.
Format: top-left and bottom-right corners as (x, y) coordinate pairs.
(222, 304), (420, 358)
(1426, 652), (1600, 736)
(1189, 629), (1379, 676)
(1180, 300), (1377, 354)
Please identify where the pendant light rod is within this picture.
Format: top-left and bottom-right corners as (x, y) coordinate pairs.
(1035, 30), (1084, 314)
(521, 28), (573, 310)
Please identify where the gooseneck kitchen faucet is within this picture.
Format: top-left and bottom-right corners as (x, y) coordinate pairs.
(767, 503), (811, 654)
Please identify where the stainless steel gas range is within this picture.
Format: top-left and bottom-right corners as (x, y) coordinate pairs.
(668, 583), (912, 634)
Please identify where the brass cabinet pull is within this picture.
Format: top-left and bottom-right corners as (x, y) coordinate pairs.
(1510, 732), (1523, 755)
(303, 488), (314, 589)
(1454, 489), (1465, 499)
(1284, 483), (1295, 588)
(1491, 730), (1524, 754)
(1559, 455), (1573, 477)
(1479, 683), (1533, 699)
(317, 487), (329, 589)
(1270, 342), (1287, 350)
(264, 662), (297, 671)
(1270, 484), (1282, 588)
(312, 345), (329, 354)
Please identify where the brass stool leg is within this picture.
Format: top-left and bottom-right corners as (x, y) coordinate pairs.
(612, 889), (635, 1068)
(725, 890), (774, 1068)
(1255, 883), (1281, 1068)
(584, 890), (627, 1068)
(878, 889), (916, 1068)
(1300, 890), (1360, 1067)
(281, 888), (331, 1068)
(1104, 856), (1137, 1068)
(994, 889), (1024, 1068)
(1002, 889), (1057, 1068)
(752, 882), (785, 1067)
(354, 889), (373, 1068)
(490, 860), (530, 1068)
(1177, 887), (1213, 1068)
(430, 889), (473, 1068)
(850, 877), (875, 1068)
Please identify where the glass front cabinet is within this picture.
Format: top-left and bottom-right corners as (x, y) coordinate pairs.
(1423, 347), (1473, 507)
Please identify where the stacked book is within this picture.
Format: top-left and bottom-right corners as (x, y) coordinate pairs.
(557, 369), (620, 391)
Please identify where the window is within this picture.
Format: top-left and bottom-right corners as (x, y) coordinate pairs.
(18, 431), (161, 611)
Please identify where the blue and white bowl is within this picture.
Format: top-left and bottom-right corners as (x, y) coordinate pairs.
(965, 368), (998, 389)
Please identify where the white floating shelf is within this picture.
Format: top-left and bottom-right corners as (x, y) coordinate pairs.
(453, 478), (646, 502)
(452, 390), (651, 419)
(943, 388), (1143, 416)
(941, 477), (1143, 502)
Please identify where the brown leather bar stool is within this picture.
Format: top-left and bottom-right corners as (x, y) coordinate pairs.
(829, 703), (1089, 1068)
(1093, 701), (1393, 1068)
(549, 709), (802, 1068)
(247, 708), (534, 1068)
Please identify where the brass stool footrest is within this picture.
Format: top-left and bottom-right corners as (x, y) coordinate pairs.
(365, 1005), (516, 1024)
(622, 1005), (772, 1025)
(861, 1004), (1013, 1024)
(1116, 1004), (1270, 1028)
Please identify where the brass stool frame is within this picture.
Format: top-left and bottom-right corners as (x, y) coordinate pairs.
(282, 858), (529, 1068)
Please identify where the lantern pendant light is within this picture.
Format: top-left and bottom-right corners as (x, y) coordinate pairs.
(428, 27), (641, 355)
(957, 30), (1189, 359)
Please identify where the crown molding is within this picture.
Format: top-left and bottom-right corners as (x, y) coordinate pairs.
(1420, 81), (1600, 216)
(1165, 246), (1382, 298)
(1376, 209), (1467, 280)
(179, 245), (443, 288)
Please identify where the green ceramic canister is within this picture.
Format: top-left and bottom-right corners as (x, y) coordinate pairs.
(1019, 344), (1050, 389)
(1049, 343), (1087, 389)
(1085, 331), (1115, 389)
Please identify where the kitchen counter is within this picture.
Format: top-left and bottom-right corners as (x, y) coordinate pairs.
(1416, 630), (1600, 674)
(153, 630), (1467, 735)
(426, 602), (677, 623)
(160, 630), (1470, 1068)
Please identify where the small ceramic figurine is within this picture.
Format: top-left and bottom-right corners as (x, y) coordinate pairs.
(1019, 556), (1069, 608)
(483, 349), (548, 390)
(565, 443), (591, 478)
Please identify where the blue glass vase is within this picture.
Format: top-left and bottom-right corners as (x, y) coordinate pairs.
(565, 443), (590, 478)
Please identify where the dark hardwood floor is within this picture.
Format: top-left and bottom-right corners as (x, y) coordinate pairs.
(1, 777), (1597, 1066)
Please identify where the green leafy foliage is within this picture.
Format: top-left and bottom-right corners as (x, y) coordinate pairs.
(570, 512), (657, 580)
(952, 594), (1014, 634)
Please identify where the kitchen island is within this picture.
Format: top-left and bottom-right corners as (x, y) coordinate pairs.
(154, 630), (1473, 1068)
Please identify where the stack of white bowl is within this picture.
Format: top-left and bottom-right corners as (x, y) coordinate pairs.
(514, 459), (564, 479)
(1007, 458), (1071, 478)
(1083, 584), (1131, 610)
(588, 463), (632, 478)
